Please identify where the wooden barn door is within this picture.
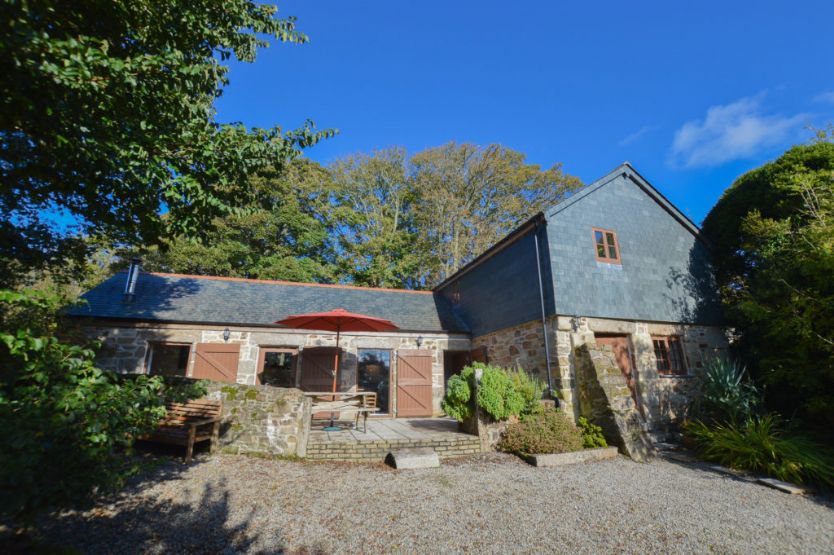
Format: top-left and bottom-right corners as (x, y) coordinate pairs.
(396, 349), (433, 417)
(193, 343), (240, 383)
(299, 347), (337, 392)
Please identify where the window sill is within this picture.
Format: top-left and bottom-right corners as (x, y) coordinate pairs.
(657, 373), (692, 379)
(595, 261), (623, 270)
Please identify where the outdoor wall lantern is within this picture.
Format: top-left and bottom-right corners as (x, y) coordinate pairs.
(223, 327), (231, 342)
(416, 335), (424, 348)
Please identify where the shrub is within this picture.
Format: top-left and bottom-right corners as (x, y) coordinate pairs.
(684, 415), (834, 487)
(441, 367), (473, 421)
(497, 408), (583, 455)
(696, 358), (760, 423)
(441, 363), (529, 422)
(508, 368), (545, 416)
(578, 416), (608, 448)
(476, 364), (525, 421)
(0, 290), (207, 524)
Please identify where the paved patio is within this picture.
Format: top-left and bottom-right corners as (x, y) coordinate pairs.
(306, 418), (481, 460)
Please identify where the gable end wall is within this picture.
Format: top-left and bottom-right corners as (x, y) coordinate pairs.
(546, 173), (722, 325)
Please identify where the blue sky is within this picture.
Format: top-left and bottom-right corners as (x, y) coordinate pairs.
(216, 1), (834, 224)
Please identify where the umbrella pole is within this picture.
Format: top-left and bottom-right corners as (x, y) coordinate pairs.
(326, 327), (341, 429)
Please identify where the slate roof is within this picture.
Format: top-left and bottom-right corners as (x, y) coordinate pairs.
(68, 272), (470, 333)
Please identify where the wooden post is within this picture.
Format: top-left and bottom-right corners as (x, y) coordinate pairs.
(186, 425), (196, 463)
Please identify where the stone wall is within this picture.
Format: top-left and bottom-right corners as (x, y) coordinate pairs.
(80, 320), (471, 416)
(470, 315), (728, 435)
(204, 382), (312, 457)
(555, 316), (728, 432)
(471, 319), (550, 384)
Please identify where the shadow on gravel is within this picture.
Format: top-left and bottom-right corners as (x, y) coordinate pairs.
(26, 452), (333, 555)
(659, 454), (834, 510)
(35, 478), (271, 554)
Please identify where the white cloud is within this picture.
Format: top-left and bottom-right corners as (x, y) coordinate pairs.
(814, 90), (834, 104)
(618, 124), (658, 147)
(670, 95), (808, 168)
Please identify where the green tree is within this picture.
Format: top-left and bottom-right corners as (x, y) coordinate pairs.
(329, 148), (424, 288)
(137, 159), (338, 282)
(0, 290), (206, 525)
(328, 143), (581, 288)
(0, 0), (333, 288)
(702, 140), (834, 438)
(411, 142), (582, 284)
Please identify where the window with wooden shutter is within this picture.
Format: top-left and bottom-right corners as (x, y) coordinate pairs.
(652, 336), (687, 376)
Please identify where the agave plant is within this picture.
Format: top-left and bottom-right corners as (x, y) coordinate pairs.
(696, 358), (761, 424)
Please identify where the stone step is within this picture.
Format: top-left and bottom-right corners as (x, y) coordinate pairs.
(386, 448), (440, 469)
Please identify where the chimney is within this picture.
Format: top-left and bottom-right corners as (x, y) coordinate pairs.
(124, 257), (141, 301)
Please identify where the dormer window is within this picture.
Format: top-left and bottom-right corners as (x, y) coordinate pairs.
(593, 228), (621, 264)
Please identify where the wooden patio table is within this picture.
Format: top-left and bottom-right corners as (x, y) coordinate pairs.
(304, 392), (379, 432)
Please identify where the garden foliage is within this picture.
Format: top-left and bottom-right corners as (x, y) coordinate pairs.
(508, 369), (546, 416)
(701, 141), (834, 438)
(476, 364), (526, 421)
(441, 366), (474, 421)
(577, 417), (608, 449)
(695, 358), (760, 424)
(685, 416), (834, 488)
(0, 290), (206, 523)
(497, 408), (584, 456)
(441, 363), (540, 422)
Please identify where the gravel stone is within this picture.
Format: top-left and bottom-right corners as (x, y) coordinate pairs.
(36, 453), (834, 554)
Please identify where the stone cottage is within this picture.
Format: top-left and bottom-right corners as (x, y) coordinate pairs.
(70, 162), (728, 440)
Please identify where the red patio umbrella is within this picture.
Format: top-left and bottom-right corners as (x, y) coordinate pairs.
(275, 308), (399, 394)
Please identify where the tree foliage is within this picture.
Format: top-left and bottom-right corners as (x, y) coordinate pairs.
(142, 142), (581, 289)
(410, 143), (582, 285)
(0, 0), (333, 288)
(327, 143), (582, 288)
(0, 290), (206, 524)
(329, 149), (423, 288)
(136, 159), (337, 282)
(701, 141), (834, 438)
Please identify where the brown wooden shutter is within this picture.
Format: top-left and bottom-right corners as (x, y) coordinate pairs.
(396, 349), (433, 417)
(299, 347), (338, 392)
(193, 343), (240, 383)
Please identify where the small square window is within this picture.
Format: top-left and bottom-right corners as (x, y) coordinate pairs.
(148, 343), (191, 376)
(653, 336), (687, 376)
(592, 228), (621, 264)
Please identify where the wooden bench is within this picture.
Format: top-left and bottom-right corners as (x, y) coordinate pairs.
(141, 399), (222, 462)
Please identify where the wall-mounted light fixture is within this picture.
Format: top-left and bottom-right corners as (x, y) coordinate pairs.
(223, 327), (231, 342)
(416, 335), (424, 348)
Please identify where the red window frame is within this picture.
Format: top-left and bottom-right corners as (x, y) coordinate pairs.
(652, 336), (687, 376)
(592, 228), (621, 264)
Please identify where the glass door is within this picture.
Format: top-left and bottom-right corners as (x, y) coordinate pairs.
(357, 349), (391, 414)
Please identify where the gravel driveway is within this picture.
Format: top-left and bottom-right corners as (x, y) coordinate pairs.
(35, 453), (834, 554)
